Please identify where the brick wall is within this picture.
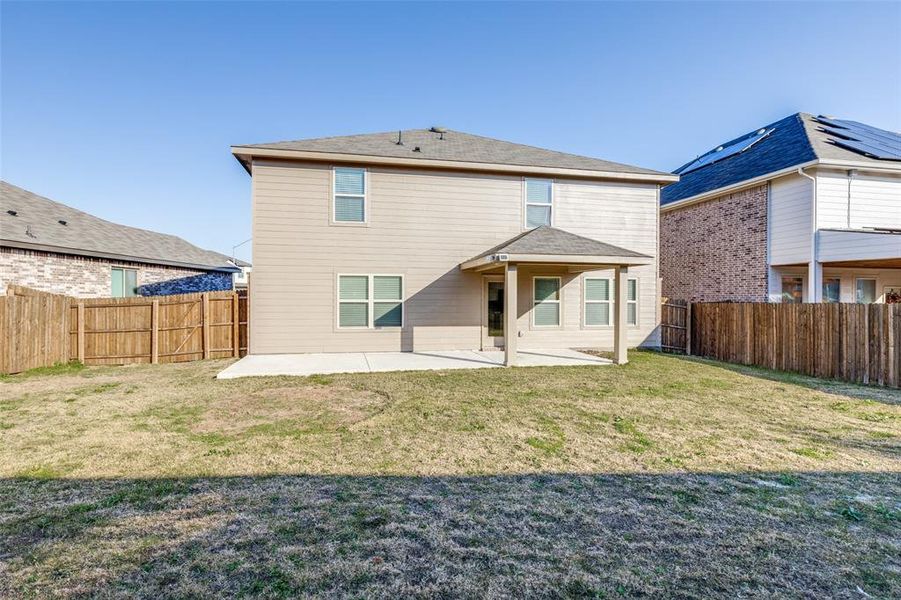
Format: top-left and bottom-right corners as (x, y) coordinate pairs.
(0, 247), (233, 297)
(660, 184), (769, 302)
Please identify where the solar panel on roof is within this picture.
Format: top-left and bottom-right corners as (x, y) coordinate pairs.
(815, 115), (901, 161)
(676, 128), (774, 175)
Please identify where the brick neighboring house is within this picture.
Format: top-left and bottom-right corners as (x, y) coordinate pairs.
(660, 113), (901, 304)
(1, 181), (248, 297)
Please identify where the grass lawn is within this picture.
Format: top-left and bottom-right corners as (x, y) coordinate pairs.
(0, 351), (898, 598)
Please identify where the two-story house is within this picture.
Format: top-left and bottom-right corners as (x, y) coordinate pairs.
(231, 128), (677, 365)
(660, 113), (901, 304)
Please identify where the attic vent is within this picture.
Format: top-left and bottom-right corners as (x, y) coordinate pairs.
(413, 146), (422, 152)
(429, 126), (447, 134)
(58, 219), (68, 226)
(6, 210), (17, 216)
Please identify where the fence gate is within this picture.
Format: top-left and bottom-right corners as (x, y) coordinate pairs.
(660, 299), (689, 354)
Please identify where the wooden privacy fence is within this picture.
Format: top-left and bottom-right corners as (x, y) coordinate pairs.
(660, 299), (689, 354)
(0, 286), (248, 374)
(688, 302), (900, 388)
(0, 286), (71, 374)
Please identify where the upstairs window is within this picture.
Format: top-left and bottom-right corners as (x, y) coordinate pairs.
(111, 267), (137, 297)
(524, 179), (553, 228)
(334, 167), (366, 223)
(338, 274), (403, 328)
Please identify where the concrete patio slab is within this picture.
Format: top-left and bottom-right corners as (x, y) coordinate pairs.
(217, 348), (610, 379)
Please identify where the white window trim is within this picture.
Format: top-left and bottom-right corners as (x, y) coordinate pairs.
(336, 273), (404, 329)
(110, 266), (138, 298)
(855, 277), (877, 304)
(582, 276), (613, 328)
(822, 277), (842, 304)
(522, 178), (554, 230)
(331, 166), (369, 226)
(532, 276), (562, 328)
(626, 278), (639, 327)
(581, 276), (639, 328)
(780, 275), (805, 304)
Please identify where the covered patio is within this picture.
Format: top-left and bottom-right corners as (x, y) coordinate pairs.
(459, 226), (653, 367)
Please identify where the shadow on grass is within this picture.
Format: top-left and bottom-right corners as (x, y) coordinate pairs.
(1, 471), (898, 598)
(667, 352), (901, 406)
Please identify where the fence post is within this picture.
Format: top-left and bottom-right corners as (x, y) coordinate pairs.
(232, 292), (240, 358)
(202, 293), (211, 360)
(151, 299), (159, 364)
(685, 302), (692, 355)
(77, 302), (85, 364)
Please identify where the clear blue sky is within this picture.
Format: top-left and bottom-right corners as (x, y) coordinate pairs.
(2, 1), (899, 262)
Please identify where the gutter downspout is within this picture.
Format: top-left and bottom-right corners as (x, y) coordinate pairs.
(797, 167), (820, 302)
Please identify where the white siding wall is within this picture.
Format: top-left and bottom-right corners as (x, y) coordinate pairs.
(816, 169), (901, 230)
(818, 230), (901, 263)
(250, 160), (659, 354)
(769, 173), (812, 266)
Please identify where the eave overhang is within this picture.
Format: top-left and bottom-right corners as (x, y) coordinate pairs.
(460, 252), (653, 272)
(231, 146), (680, 184)
(0, 239), (240, 273)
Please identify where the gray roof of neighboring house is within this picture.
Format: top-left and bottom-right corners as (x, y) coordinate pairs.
(239, 128), (671, 177)
(0, 181), (246, 271)
(470, 226), (651, 260)
(661, 112), (901, 205)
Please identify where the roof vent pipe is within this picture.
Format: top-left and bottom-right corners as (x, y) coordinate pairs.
(395, 130), (404, 146)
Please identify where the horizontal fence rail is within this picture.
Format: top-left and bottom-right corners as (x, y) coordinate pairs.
(688, 302), (899, 388)
(0, 285), (248, 374)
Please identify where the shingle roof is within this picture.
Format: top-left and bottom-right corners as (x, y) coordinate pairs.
(661, 112), (901, 205)
(0, 181), (244, 271)
(239, 128), (671, 177)
(469, 226), (650, 261)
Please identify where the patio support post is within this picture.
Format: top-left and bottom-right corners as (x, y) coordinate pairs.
(614, 265), (628, 365)
(504, 262), (518, 366)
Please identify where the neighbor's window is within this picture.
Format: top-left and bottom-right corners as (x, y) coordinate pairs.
(533, 277), (561, 327)
(334, 167), (366, 223)
(781, 276), (803, 303)
(823, 278), (841, 303)
(111, 267), (137, 297)
(584, 278), (611, 326)
(525, 179), (553, 228)
(856, 278), (876, 304)
(338, 274), (403, 328)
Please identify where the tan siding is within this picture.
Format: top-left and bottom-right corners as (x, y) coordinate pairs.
(250, 160), (659, 353)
